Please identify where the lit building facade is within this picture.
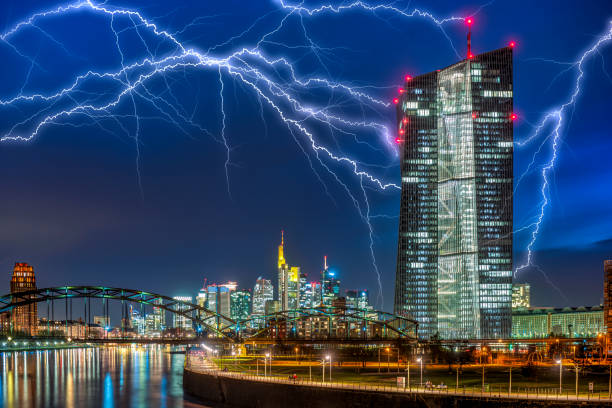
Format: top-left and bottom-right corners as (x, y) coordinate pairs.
(321, 257), (340, 307)
(512, 283), (530, 309)
(346, 290), (371, 310)
(604, 260), (612, 343)
(172, 296), (193, 331)
(277, 231), (300, 310)
(394, 47), (514, 339)
(10, 262), (38, 336)
(512, 306), (604, 339)
(230, 290), (251, 321)
(252, 277), (274, 316)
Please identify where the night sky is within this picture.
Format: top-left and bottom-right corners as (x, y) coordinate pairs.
(0, 0), (611, 312)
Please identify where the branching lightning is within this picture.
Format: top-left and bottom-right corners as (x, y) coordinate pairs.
(1, 0), (606, 306)
(513, 22), (612, 278)
(0, 0), (476, 307)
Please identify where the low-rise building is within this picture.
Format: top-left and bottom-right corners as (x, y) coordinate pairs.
(512, 306), (604, 339)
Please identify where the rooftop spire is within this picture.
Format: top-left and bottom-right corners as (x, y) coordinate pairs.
(278, 230), (286, 269)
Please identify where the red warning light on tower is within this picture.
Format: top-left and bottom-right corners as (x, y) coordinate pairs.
(398, 88), (405, 94)
(510, 113), (517, 121)
(509, 41), (516, 48)
(472, 112), (478, 119)
(393, 98), (399, 104)
(468, 53), (474, 59)
(465, 17), (473, 26)
(399, 129), (405, 136)
(405, 75), (412, 81)
(402, 118), (408, 125)
(395, 137), (403, 144)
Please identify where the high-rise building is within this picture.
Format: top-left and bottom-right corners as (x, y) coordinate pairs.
(512, 283), (530, 309)
(604, 260), (612, 344)
(10, 262), (38, 336)
(173, 296), (193, 331)
(321, 256), (340, 307)
(311, 281), (322, 307)
(265, 300), (281, 315)
(277, 231), (300, 310)
(299, 273), (310, 308)
(203, 282), (236, 329)
(394, 47), (514, 339)
(346, 290), (371, 310)
(230, 290), (251, 321)
(252, 277), (274, 316)
(129, 305), (145, 334)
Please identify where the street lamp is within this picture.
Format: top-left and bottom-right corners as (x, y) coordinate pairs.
(322, 357), (326, 382)
(556, 359), (562, 395)
(406, 360), (410, 390)
(385, 347), (390, 373)
(295, 347), (299, 365)
(265, 353), (270, 377)
(326, 355), (331, 382)
(417, 358), (423, 387)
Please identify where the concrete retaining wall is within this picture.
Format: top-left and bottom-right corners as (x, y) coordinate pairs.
(184, 369), (606, 408)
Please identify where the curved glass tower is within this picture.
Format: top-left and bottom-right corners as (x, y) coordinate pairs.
(394, 47), (513, 340)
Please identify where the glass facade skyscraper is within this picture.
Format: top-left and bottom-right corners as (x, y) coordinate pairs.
(394, 47), (513, 339)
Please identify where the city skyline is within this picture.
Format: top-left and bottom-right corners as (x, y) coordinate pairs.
(0, 0), (610, 313)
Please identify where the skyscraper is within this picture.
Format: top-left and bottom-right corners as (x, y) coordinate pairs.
(252, 277), (274, 316)
(172, 296), (193, 331)
(277, 231), (300, 310)
(10, 262), (38, 336)
(394, 47), (513, 339)
(230, 290), (252, 321)
(321, 256), (340, 307)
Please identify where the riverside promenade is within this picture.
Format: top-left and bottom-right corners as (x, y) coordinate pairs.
(183, 354), (612, 408)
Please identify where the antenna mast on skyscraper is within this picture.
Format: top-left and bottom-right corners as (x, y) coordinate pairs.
(324, 255), (327, 271)
(466, 17), (474, 59)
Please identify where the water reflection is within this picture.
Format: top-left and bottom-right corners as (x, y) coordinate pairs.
(0, 346), (206, 407)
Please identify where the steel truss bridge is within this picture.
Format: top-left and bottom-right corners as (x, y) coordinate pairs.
(0, 286), (418, 344)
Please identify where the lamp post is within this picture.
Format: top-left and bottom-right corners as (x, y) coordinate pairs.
(456, 363), (460, 391)
(556, 359), (562, 395)
(322, 357), (326, 382)
(417, 358), (423, 387)
(295, 347), (299, 365)
(575, 363), (579, 397)
(386, 348), (390, 373)
(265, 353), (270, 377)
(326, 355), (331, 382)
(509, 367), (512, 395)
(481, 347), (487, 392)
(406, 361), (410, 390)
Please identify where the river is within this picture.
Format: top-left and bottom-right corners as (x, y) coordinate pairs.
(0, 346), (207, 407)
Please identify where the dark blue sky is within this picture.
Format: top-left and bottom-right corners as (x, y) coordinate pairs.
(0, 0), (611, 311)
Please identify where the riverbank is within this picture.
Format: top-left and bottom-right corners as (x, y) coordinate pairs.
(184, 367), (612, 407)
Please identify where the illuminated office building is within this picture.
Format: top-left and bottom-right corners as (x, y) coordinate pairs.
(512, 283), (530, 309)
(230, 290), (251, 321)
(10, 262), (38, 336)
(299, 273), (310, 308)
(172, 296), (193, 331)
(311, 281), (322, 307)
(252, 277), (274, 316)
(605, 260), (612, 343)
(512, 306), (604, 339)
(346, 290), (371, 310)
(394, 47), (514, 339)
(321, 256), (340, 307)
(277, 231), (300, 310)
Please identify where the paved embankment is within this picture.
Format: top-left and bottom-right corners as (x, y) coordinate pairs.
(184, 368), (612, 408)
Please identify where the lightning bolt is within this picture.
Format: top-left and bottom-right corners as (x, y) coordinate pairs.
(514, 22), (612, 278)
(0, 0), (484, 308)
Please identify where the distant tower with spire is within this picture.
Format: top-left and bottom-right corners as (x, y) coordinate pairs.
(277, 230), (300, 311)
